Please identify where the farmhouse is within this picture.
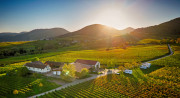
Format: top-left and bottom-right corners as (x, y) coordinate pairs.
(71, 59), (100, 72)
(124, 69), (132, 74)
(140, 62), (151, 69)
(24, 61), (51, 73)
(45, 61), (64, 69)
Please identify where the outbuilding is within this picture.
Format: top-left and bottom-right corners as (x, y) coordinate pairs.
(24, 61), (51, 73)
(72, 59), (100, 72)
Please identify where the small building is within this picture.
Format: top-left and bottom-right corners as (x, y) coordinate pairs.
(72, 59), (100, 72)
(52, 69), (62, 75)
(45, 61), (64, 69)
(140, 62), (151, 69)
(24, 61), (51, 73)
(124, 69), (132, 74)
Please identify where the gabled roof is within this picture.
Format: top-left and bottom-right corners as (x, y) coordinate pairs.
(73, 63), (92, 72)
(25, 61), (47, 69)
(75, 59), (98, 65)
(45, 61), (64, 68)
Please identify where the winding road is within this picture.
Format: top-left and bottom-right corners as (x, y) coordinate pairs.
(29, 44), (173, 98)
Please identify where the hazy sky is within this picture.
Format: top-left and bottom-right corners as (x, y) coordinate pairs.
(0, 0), (180, 33)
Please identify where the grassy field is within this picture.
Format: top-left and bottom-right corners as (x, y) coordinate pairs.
(41, 45), (169, 66)
(0, 41), (32, 48)
(0, 44), (81, 65)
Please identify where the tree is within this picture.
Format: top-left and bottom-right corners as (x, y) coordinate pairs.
(80, 68), (89, 78)
(31, 57), (39, 62)
(124, 63), (132, 69)
(107, 61), (115, 68)
(17, 67), (30, 77)
(13, 90), (18, 94)
(132, 61), (139, 68)
(176, 38), (180, 44)
(39, 83), (43, 87)
(118, 66), (125, 71)
(61, 64), (76, 82)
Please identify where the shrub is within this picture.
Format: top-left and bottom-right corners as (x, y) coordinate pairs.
(61, 64), (76, 82)
(13, 90), (18, 95)
(17, 67), (30, 77)
(118, 66), (125, 71)
(31, 57), (39, 62)
(39, 83), (43, 87)
(80, 68), (89, 78)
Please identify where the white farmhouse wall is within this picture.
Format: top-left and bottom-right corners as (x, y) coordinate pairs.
(25, 65), (51, 73)
(95, 62), (100, 69)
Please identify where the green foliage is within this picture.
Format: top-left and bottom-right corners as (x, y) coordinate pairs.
(151, 45), (180, 67)
(138, 39), (161, 44)
(61, 64), (76, 82)
(31, 57), (39, 62)
(40, 67), (179, 97)
(118, 66), (125, 71)
(124, 63), (132, 69)
(79, 68), (89, 78)
(17, 67), (30, 77)
(41, 45), (169, 68)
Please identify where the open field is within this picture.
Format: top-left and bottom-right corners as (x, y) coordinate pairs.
(0, 41), (32, 48)
(41, 45), (169, 66)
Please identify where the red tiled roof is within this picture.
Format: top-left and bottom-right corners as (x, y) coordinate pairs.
(73, 63), (92, 72)
(75, 59), (98, 65)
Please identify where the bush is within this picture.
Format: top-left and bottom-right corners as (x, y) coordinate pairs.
(31, 57), (39, 62)
(118, 66), (125, 71)
(61, 64), (76, 82)
(80, 68), (89, 78)
(13, 90), (18, 94)
(17, 67), (30, 77)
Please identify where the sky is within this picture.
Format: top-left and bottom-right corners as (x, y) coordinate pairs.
(0, 0), (180, 33)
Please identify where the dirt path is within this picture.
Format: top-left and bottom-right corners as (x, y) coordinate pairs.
(29, 44), (173, 98)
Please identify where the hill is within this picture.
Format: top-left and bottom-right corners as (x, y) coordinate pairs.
(0, 28), (69, 42)
(130, 17), (180, 39)
(60, 24), (133, 39)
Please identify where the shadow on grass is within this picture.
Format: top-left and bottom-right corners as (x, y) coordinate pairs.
(141, 65), (163, 74)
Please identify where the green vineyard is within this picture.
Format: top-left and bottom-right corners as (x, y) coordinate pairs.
(39, 69), (179, 98)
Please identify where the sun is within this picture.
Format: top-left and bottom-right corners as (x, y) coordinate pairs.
(93, 8), (128, 30)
